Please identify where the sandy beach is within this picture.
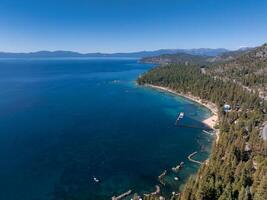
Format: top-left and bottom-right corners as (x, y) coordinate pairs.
(144, 84), (220, 142)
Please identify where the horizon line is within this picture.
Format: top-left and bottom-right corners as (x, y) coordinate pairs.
(0, 46), (249, 54)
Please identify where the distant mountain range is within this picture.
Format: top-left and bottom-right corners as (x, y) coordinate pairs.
(141, 47), (254, 65)
(0, 48), (229, 58)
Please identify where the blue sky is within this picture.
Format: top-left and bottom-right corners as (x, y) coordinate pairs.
(0, 0), (267, 52)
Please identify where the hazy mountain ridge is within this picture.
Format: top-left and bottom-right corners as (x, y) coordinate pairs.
(141, 47), (254, 65)
(207, 47), (253, 63)
(0, 48), (229, 58)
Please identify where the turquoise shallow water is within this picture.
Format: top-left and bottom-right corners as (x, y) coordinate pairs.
(0, 58), (213, 200)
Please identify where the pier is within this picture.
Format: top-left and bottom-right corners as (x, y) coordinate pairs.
(188, 152), (203, 165)
(202, 130), (214, 135)
(152, 185), (161, 195)
(112, 190), (132, 200)
(158, 170), (167, 185)
(177, 124), (212, 130)
(174, 112), (212, 130)
(144, 185), (161, 197)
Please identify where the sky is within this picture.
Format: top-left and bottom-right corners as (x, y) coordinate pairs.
(0, 0), (267, 53)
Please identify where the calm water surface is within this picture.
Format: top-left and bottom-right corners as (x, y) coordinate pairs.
(0, 58), (213, 200)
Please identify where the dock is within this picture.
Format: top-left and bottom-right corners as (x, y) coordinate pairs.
(158, 170), (167, 185)
(151, 185), (160, 195)
(202, 130), (214, 135)
(144, 185), (161, 197)
(174, 112), (213, 130)
(188, 152), (203, 165)
(177, 124), (212, 130)
(112, 190), (132, 200)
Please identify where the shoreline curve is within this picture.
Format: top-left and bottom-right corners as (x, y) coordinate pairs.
(143, 84), (220, 143)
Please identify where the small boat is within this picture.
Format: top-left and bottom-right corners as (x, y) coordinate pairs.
(179, 112), (184, 119)
(174, 177), (179, 181)
(175, 112), (185, 125)
(172, 161), (184, 173)
(93, 176), (100, 183)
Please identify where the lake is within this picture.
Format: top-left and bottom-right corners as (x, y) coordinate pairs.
(0, 58), (213, 200)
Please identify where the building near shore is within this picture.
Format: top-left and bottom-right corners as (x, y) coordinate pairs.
(224, 104), (231, 112)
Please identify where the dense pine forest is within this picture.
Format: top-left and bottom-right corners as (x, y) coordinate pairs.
(140, 52), (211, 66)
(208, 44), (267, 100)
(137, 63), (267, 200)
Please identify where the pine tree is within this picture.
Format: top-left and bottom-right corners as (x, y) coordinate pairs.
(254, 175), (267, 200)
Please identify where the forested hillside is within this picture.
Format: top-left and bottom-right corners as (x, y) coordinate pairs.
(140, 53), (211, 65)
(140, 47), (252, 67)
(208, 44), (267, 100)
(137, 63), (267, 200)
(141, 43), (267, 99)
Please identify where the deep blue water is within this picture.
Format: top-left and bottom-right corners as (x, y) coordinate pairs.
(0, 58), (212, 200)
